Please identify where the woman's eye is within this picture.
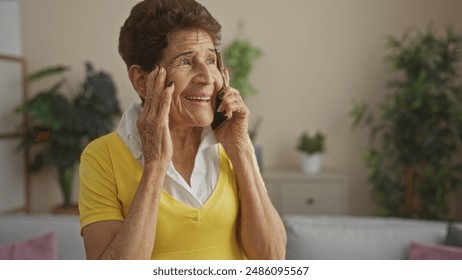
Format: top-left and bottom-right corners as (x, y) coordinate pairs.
(179, 58), (191, 65)
(207, 57), (216, 65)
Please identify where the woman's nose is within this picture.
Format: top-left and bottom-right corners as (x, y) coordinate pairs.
(192, 62), (214, 85)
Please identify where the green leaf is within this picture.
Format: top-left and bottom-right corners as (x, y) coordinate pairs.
(27, 65), (69, 82)
(350, 101), (369, 128)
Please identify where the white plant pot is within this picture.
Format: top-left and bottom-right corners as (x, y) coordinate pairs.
(300, 153), (323, 175)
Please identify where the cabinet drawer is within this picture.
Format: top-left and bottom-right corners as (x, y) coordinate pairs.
(280, 182), (346, 215)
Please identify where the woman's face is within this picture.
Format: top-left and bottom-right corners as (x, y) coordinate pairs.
(158, 29), (223, 129)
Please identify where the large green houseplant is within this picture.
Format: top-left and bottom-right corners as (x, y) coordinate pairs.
(16, 62), (121, 208)
(351, 26), (462, 220)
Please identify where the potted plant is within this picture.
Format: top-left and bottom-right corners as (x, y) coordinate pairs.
(16, 62), (121, 213)
(351, 26), (462, 220)
(224, 39), (262, 100)
(296, 131), (326, 175)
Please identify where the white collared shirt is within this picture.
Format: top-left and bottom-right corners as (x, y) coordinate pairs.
(116, 103), (220, 208)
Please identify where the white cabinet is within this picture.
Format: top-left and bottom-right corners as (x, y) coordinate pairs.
(263, 170), (348, 215)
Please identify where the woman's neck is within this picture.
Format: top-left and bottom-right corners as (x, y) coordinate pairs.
(169, 125), (203, 186)
(169, 125), (202, 152)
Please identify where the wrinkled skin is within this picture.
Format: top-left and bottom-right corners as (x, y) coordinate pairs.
(137, 29), (251, 165)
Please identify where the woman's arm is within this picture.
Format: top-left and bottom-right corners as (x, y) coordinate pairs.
(82, 162), (167, 259)
(223, 138), (287, 260)
(82, 67), (174, 259)
(214, 68), (286, 259)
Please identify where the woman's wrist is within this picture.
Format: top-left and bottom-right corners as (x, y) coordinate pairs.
(222, 141), (255, 164)
(221, 133), (253, 155)
(143, 160), (169, 179)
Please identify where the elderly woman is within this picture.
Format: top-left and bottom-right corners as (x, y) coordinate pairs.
(78, 0), (286, 260)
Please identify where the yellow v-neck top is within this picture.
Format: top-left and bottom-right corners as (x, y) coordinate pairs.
(78, 132), (246, 259)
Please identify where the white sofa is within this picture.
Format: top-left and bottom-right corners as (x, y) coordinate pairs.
(283, 215), (458, 259)
(0, 214), (85, 260)
(1, 213), (458, 260)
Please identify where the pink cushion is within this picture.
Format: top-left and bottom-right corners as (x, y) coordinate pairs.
(0, 232), (57, 260)
(409, 242), (462, 260)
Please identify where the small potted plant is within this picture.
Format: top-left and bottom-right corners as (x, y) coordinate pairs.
(296, 131), (326, 175)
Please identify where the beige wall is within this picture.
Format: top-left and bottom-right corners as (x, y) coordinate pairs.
(19, 0), (462, 214)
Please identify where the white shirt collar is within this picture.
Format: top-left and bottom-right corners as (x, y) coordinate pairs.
(116, 103), (143, 160)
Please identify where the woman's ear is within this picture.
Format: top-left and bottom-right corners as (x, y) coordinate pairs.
(128, 65), (147, 99)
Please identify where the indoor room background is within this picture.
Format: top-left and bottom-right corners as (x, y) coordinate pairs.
(1, 0), (462, 217)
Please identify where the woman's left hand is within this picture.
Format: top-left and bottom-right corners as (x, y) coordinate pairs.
(214, 68), (251, 150)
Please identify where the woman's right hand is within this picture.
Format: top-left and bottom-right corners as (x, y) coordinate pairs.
(137, 67), (174, 166)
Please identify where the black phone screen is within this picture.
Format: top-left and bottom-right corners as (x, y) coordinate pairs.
(211, 97), (228, 130)
(211, 49), (229, 130)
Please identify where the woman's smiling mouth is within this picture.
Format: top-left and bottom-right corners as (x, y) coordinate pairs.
(184, 96), (211, 103)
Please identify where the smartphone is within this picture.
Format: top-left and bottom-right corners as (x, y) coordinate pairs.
(211, 49), (229, 130)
